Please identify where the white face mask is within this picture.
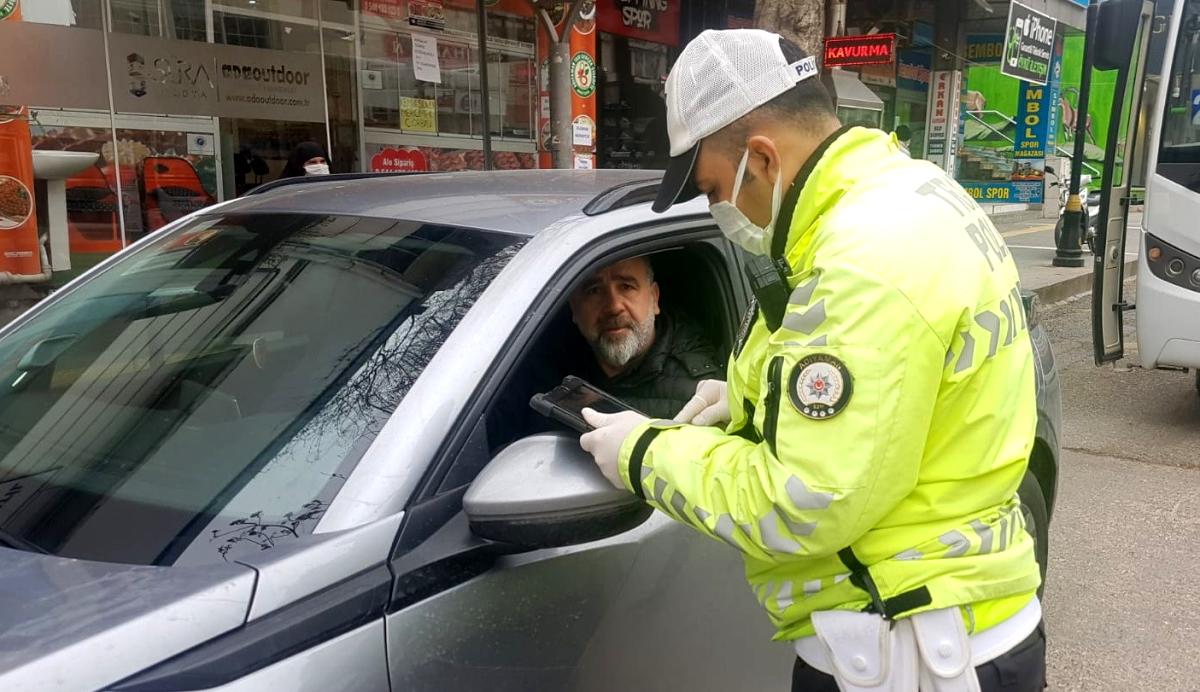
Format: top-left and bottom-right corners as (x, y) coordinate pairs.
(304, 162), (330, 176)
(708, 147), (784, 256)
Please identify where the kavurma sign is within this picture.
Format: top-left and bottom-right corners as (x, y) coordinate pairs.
(823, 33), (896, 68)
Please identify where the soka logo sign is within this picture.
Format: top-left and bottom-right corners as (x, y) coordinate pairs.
(126, 51), (214, 100)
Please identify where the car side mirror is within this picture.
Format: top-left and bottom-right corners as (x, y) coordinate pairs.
(463, 432), (651, 551)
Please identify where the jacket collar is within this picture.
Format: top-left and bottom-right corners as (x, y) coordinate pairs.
(771, 126), (898, 262)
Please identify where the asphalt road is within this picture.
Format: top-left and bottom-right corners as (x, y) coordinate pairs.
(1039, 283), (1200, 691)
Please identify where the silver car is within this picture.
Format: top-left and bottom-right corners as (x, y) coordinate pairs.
(0, 170), (1060, 691)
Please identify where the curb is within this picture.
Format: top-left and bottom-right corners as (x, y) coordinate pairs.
(1030, 259), (1137, 305)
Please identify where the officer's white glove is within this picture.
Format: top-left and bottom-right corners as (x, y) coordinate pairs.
(673, 379), (730, 427)
(579, 408), (648, 490)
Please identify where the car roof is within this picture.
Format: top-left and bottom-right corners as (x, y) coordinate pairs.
(215, 169), (667, 236)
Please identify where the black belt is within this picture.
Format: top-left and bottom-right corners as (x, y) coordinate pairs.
(838, 546), (933, 620)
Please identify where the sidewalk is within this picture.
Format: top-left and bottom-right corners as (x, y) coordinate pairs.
(992, 209), (1142, 305)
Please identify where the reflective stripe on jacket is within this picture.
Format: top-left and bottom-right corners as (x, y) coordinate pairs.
(617, 127), (1040, 640)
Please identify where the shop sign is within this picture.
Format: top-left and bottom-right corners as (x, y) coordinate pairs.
(409, 0), (446, 32)
(573, 153), (594, 170)
(400, 97), (437, 133)
(897, 49), (931, 92)
(570, 51), (596, 98)
(1002, 1), (1056, 85)
(107, 34), (325, 123)
(966, 34), (1005, 64)
(0, 21), (109, 109)
(961, 182), (1044, 204)
(929, 71), (951, 137)
(371, 146), (430, 173)
(1013, 83), (1055, 159)
(858, 61), (896, 88)
(597, 0), (681, 47)
(823, 33), (896, 68)
(925, 70), (961, 174)
(363, 0), (404, 21)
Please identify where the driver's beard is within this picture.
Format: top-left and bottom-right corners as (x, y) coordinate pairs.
(594, 314), (655, 371)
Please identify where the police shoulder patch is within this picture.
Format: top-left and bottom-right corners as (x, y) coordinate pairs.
(787, 354), (853, 420)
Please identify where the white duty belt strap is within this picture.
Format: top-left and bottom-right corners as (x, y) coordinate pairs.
(797, 597), (1041, 692)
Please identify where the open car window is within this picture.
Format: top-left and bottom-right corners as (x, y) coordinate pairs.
(480, 242), (738, 458)
(0, 212), (523, 566)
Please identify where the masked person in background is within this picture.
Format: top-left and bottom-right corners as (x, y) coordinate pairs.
(280, 141), (330, 178)
(578, 30), (1045, 691)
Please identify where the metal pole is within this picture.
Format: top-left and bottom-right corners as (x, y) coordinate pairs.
(100, 0), (128, 251)
(477, 0), (493, 170)
(552, 39), (573, 168)
(1053, 2), (1097, 268)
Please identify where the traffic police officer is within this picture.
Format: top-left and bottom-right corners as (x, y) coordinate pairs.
(580, 29), (1046, 691)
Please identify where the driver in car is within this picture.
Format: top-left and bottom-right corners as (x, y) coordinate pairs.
(568, 256), (721, 419)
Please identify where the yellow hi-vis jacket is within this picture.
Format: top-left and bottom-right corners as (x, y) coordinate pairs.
(617, 127), (1040, 641)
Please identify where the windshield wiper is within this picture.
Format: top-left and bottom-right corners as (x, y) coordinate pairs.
(0, 527), (49, 554)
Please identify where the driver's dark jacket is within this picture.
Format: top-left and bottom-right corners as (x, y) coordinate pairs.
(585, 311), (721, 419)
(488, 310), (720, 451)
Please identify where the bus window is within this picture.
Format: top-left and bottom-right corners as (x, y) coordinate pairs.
(1158, 1), (1200, 183)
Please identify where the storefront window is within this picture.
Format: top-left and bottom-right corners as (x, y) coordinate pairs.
(2, 0), (541, 284)
(3, 1), (119, 281)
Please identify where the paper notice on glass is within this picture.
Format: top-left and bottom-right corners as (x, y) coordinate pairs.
(573, 154), (594, 170)
(411, 34), (442, 84)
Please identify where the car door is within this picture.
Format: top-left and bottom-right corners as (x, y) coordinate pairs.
(383, 221), (794, 691)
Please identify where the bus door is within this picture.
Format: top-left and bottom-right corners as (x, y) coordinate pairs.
(1090, 0), (1156, 364)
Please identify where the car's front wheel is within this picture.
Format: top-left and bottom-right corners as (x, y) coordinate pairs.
(1019, 471), (1049, 598)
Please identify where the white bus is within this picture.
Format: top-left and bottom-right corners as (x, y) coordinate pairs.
(1092, 0), (1200, 394)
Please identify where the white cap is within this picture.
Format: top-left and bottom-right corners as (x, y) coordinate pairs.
(653, 29), (819, 213)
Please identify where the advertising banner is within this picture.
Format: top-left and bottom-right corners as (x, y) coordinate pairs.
(597, 0), (681, 46)
(1002, 1), (1057, 85)
(1008, 34), (1063, 204)
(960, 181), (1045, 204)
(0, 0), (44, 279)
(108, 34), (326, 123)
(367, 142), (536, 172)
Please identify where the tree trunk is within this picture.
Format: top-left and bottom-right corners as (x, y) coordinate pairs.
(752, 0), (826, 60)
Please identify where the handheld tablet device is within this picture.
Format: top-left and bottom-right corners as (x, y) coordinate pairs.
(529, 376), (643, 433)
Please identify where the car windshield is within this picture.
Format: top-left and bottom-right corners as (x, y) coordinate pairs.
(0, 212), (523, 566)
